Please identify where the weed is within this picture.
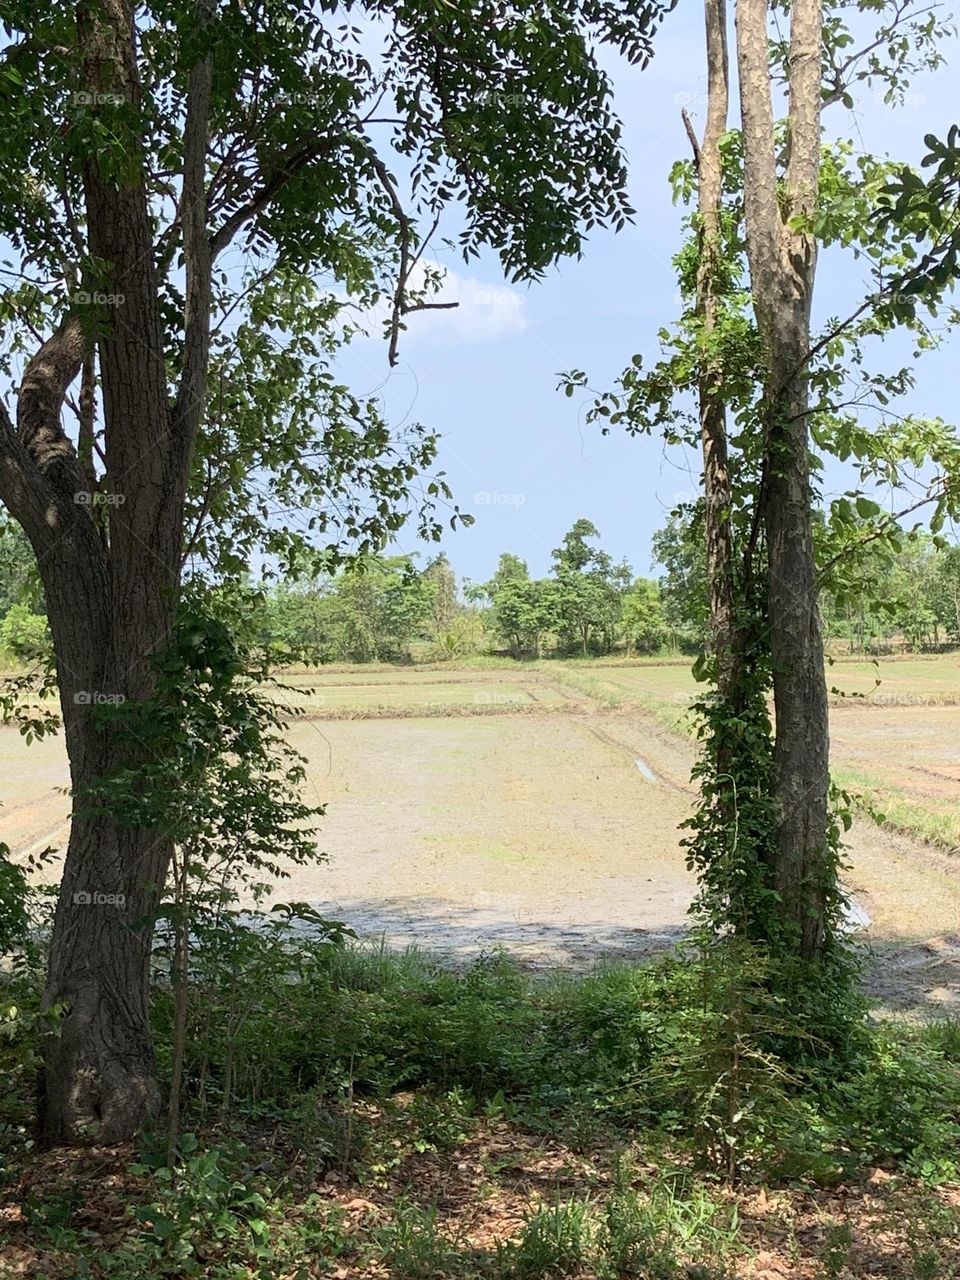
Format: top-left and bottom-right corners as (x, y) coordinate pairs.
(370, 1200), (467, 1278)
(502, 1197), (593, 1278)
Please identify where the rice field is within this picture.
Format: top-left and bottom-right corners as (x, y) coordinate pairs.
(3, 652), (960, 1011)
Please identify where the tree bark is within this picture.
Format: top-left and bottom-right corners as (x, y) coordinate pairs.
(34, 1), (184, 1143)
(0, 0), (216, 1142)
(689, 0), (738, 697)
(735, 0), (831, 958)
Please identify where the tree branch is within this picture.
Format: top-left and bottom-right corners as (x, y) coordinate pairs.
(208, 132), (343, 260)
(365, 149), (459, 367)
(172, 0), (215, 465)
(819, 486), (946, 578)
(735, 0), (782, 310)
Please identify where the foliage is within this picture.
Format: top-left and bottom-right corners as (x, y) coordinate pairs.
(0, 856), (55, 1172)
(139, 933), (960, 1181)
(247, 522), (686, 663)
(80, 585), (324, 898)
(473, 521), (649, 658)
(0, 0), (676, 585)
(4, 932), (960, 1272)
(620, 577), (668, 654)
(259, 554), (440, 663)
(651, 509), (710, 650)
(0, 516), (42, 617)
(653, 509), (960, 656)
(0, 603), (50, 664)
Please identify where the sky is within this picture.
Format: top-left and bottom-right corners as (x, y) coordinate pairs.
(331, 4), (960, 590)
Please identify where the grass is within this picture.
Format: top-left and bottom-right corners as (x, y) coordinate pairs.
(537, 662), (696, 735)
(3, 933), (960, 1279)
(836, 766), (960, 854)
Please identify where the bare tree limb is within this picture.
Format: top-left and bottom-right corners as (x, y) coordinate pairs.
(365, 149), (459, 366)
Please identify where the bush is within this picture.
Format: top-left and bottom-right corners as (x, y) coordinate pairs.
(144, 923), (960, 1184)
(0, 604), (50, 663)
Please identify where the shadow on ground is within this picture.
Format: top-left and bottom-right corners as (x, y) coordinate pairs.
(303, 893), (689, 967)
(302, 893), (960, 1018)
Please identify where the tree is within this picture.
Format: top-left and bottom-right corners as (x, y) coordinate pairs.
(551, 518), (626, 655)
(651, 509), (710, 649)
(733, 0), (833, 959)
(621, 577), (666, 654)
(933, 544), (960, 643)
(0, 516), (43, 617)
(260, 577), (339, 666)
(489, 576), (559, 658)
(490, 553), (530, 590)
(0, 0), (672, 1143)
(422, 553), (458, 640)
(563, 0), (958, 959)
(0, 604), (51, 664)
(378, 560), (437, 658)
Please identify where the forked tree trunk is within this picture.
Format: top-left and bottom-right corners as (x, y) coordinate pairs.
(38, 0), (189, 1139)
(0, 0), (210, 1142)
(735, 0), (831, 958)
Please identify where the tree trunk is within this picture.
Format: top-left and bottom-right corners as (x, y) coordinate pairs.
(735, 0), (831, 958)
(0, 0), (214, 1142)
(689, 0), (739, 700)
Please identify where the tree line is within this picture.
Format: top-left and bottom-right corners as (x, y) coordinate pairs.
(6, 507), (959, 669)
(263, 514), (960, 661)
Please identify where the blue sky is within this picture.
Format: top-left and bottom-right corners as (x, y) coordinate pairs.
(333, 4), (960, 589)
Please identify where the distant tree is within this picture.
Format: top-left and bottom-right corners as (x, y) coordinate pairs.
(0, 517), (44, 617)
(491, 553), (531, 590)
(621, 577), (666, 654)
(934, 544), (960, 642)
(553, 519), (603, 573)
(423, 554), (458, 638)
(651, 509), (709, 649)
(261, 579), (339, 665)
(489, 577), (559, 658)
(0, 603), (51, 663)
(551, 519), (626, 655)
(890, 537), (946, 650)
(379, 562), (437, 657)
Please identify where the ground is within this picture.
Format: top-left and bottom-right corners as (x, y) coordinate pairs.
(3, 1107), (959, 1279)
(3, 655), (960, 1014)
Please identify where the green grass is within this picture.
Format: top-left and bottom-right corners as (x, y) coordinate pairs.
(835, 766), (960, 853)
(5, 933), (960, 1279)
